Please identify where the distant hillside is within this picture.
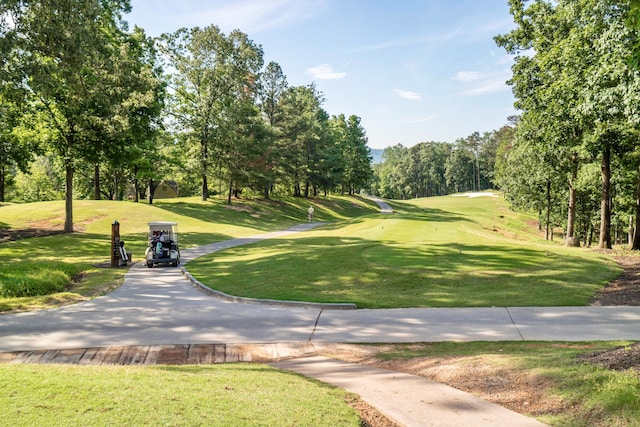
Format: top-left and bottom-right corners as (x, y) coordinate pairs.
(370, 148), (384, 164)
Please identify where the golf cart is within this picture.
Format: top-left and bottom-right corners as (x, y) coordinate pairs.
(145, 221), (180, 267)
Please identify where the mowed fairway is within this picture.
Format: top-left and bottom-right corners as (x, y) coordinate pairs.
(0, 195), (379, 312)
(187, 194), (620, 308)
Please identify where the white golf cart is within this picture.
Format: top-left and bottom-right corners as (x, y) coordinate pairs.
(145, 221), (180, 267)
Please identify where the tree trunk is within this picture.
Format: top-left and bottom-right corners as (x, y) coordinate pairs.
(565, 165), (579, 246)
(93, 163), (101, 200)
(64, 163), (74, 233)
(201, 142), (209, 201)
(148, 179), (158, 205)
(538, 209), (542, 231)
(599, 143), (612, 249)
(113, 172), (118, 200)
(545, 180), (551, 241)
(476, 154), (481, 192)
(133, 166), (140, 202)
(632, 174), (640, 250)
(0, 164), (5, 203)
(227, 180), (233, 204)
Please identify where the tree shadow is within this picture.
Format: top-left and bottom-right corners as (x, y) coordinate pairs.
(382, 201), (473, 224)
(188, 235), (617, 308)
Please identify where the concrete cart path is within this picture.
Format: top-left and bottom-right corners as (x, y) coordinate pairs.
(2, 216), (640, 352)
(3, 197), (639, 352)
(272, 356), (548, 427)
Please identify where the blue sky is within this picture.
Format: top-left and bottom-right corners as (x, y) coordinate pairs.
(125, 0), (517, 149)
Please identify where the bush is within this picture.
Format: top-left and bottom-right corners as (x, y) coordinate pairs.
(0, 262), (81, 298)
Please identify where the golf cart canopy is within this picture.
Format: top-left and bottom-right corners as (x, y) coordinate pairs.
(148, 221), (177, 227)
(147, 222), (178, 243)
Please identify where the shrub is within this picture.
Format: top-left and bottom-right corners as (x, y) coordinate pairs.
(0, 262), (81, 298)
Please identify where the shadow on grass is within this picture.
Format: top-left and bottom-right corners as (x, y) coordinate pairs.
(188, 235), (619, 308)
(154, 199), (298, 232)
(381, 200), (474, 224)
(153, 196), (382, 233)
(0, 231), (235, 265)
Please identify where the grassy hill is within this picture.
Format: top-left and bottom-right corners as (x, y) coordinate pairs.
(186, 193), (620, 308)
(0, 192), (621, 311)
(0, 195), (379, 311)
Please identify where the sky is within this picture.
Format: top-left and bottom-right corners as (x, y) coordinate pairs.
(125, 0), (518, 149)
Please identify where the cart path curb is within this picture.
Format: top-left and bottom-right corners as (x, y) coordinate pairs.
(181, 268), (356, 310)
(178, 221), (357, 310)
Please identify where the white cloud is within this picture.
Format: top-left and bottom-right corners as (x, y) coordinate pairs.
(404, 115), (438, 124)
(182, 0), (326, 34)
(453, 69), (511, 96)
(452, 71), (482, 82)
(306, 64), (346, 80)
(461, 78), (509, 95)
(351, 24), (465, 53)
(395, 89), (422, 101)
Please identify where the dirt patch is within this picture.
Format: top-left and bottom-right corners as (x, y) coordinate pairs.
(348, 396), (401, 427)
(0, 227), (66, 243)
(321, 341), (640, 426)
(578, 342), (640, 373)
(591, 256), (640, 306)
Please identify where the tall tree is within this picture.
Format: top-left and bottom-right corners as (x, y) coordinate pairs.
(331, 114), (372, 196)
(159, 26), (263, 201)
(4, 0), (146, 232)
(276, 84), (326, 197)
(255, 61), (288, 198)
(497, 0), (640, 248)
(0, 91), (39, 202)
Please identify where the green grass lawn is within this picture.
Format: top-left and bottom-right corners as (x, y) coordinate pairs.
(0, 193), (623, 309)
(187, 194), (620, 307)
(2, 342), (638, 426)
(0, 363), (363, 427)
(0, 195), (379, 311)
(0, 194), (637, 426)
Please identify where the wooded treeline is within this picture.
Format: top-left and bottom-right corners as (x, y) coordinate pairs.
(369, 125), (514, 200)
(493, 0), (640, 249)
(371, 0), (640, 250)
(5, 0), (640, 250)
(0, 0), (372, 232)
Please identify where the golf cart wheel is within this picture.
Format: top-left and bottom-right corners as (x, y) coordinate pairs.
(146, 262), (153, 268)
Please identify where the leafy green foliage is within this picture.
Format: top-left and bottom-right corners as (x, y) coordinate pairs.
(0, 262), (81, 298)
(372, 130), (507, 200)
(496, 0), (640, 249)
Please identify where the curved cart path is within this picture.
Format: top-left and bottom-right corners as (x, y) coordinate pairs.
(1, 198), (640, 352)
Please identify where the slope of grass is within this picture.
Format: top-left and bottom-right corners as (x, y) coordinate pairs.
(187, 194), (620, 307)
(0, 195), (379, 311)
(0, 363), (362, 427)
